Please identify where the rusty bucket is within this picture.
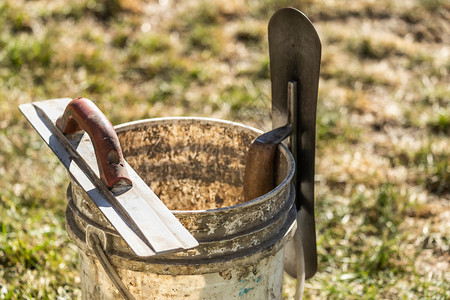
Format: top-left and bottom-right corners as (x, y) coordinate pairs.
(65, 117), (297, 299)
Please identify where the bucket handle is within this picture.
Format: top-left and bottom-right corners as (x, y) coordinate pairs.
(56, 97), (132, 191)
(88, 231), (136, 300)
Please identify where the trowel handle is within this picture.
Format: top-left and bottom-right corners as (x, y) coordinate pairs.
(56, 97), (132, 190)
(243, 124), (292, 201)
(243, 141), (276, 201)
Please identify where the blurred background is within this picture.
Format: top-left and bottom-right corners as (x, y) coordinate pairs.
(0, 0), (448, 298)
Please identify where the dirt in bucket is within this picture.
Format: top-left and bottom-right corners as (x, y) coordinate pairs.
(117, 120), (256, 211)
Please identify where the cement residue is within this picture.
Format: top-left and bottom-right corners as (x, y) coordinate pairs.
(117, 119), (255, 211)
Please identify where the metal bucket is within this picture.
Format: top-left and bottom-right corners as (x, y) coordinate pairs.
(65, 117), (297, 299)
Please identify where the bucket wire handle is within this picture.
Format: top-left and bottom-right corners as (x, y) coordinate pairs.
(294, 215), (305, 300)
(89, 233), (136, 300)
(56, 97), (132, 192)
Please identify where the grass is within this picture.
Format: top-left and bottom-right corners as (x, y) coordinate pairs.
(0, 0), (449, 299)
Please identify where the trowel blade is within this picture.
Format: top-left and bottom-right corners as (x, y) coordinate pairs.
(269, 7), (321, 279)
(19, 99), (198, 256)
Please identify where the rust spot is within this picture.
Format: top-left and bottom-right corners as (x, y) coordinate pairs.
(82, 200), (92, 213)
(219, 270), (232, 280)
(214, 194), (224, 206)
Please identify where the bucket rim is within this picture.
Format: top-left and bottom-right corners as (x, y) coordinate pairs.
(115, 116), (296, 215)
(115, 116), (264, 136)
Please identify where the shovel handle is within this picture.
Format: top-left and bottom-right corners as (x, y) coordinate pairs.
(56, 97), (132, 190)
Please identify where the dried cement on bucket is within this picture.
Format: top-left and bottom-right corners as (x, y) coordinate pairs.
(65, 117), (297, 299)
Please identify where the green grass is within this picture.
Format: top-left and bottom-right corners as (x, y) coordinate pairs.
(0, 0), (449, 299)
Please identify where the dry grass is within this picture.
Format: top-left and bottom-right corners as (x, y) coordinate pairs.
(0, 0), (448, 299)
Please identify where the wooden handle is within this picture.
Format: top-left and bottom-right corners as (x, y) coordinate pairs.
(56, 97), (132, 190)
(243, 141), (277, 201)
(243, 124), (292, 201)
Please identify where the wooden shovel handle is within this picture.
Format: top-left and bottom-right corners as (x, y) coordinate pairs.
(56, 97), (132, 190)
